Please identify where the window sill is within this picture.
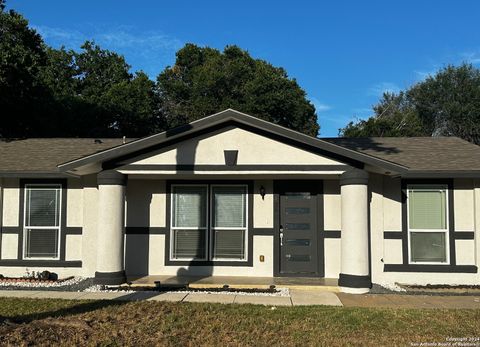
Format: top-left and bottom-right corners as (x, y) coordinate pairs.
(384, 264), (477, 273)
(0, 260), (82, 268)
(165, 259), (252, 267)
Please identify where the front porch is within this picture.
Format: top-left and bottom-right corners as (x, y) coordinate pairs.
(128, 275), (339, 291)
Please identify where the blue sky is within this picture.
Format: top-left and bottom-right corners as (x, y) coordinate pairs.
(8, 0), (480, 137)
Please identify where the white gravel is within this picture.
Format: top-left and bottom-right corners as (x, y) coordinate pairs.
(0, 276), (86, 288)
(377, 282), (406, 292)
(83, 285), (136, 293)
(82, 285), (290, 297)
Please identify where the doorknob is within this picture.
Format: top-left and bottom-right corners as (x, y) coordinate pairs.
(280, 224), (284, 246)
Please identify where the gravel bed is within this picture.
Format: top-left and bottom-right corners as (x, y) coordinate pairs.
(83, 284), (290, 297)
(0, 277), (94, 292)
(370, 283), (480, 296)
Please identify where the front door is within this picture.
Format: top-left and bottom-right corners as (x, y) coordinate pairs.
(277, 181), (322, 276)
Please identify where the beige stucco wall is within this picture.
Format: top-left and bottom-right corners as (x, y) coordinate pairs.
(324, 238), (341, 278)
(80, 175), (98, 276)
(382, 176), (402, 231)
(1, 233), (18, 259)
(383, 239), (403, 264)
(66, 178), (84, 227)
(131, 128), (348, 166)
(454, 178), (475, 231)
(0, 178), (92, 271)
(0, 169), (478, 284)
(369, 174), (386, 282)
(323, 180), (341, 231)
(2, 178), (19, 227)
(133, 234), (274, 277)
(126, 179), (166, 227)
(253, 180), (273, 228)
(65, 234), (82, 261)
(370, 175), (480, 286)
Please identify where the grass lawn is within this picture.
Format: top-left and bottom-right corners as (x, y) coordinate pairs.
(0, 298), (478, 346)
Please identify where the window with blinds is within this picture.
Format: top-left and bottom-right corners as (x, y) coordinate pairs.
(171, 186), (208, 260)
(407, 185), (448, 264)
(23, 185), (61, 259)
(170, 184), (248, 261)
(212, 186), (247, 260)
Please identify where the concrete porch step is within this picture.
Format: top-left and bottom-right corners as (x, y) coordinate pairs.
(127, 275), (340, 292)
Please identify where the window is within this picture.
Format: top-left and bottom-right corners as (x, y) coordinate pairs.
(23, 184), (62, 259)
(212, 186), (247, 260)
(407, 185), (449, 264)
(171, 185), (208, 260)
(170, 184), (248, 261)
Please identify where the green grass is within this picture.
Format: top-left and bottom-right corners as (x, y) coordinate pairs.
(0, 297), (478, 346)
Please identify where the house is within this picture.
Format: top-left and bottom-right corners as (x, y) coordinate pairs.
(0, 109), (479, 294)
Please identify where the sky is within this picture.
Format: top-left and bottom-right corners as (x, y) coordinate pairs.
(7, 0), (480, 137)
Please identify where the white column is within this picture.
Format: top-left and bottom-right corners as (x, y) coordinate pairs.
(339, 168), (371, 294)
(94, 170), (127, 285)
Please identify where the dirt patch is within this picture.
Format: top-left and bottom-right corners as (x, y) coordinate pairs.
(1, 317), (92, 346)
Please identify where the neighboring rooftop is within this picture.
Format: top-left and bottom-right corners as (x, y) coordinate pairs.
(0, 138), (127, 174)
(325, 137), (480, 172)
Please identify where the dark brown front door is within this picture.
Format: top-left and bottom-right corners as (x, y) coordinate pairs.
(277, 181), (322, 276)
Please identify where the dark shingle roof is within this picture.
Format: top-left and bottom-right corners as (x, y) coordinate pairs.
(1, 134), (479, 175)
(324, 137), (480, 171)
(0, 138), (127, 174)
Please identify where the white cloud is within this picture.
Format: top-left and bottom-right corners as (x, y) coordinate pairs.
(309, 97), (332, 113)
(367, 82), (401, 97)
(31, 24), (183, 78)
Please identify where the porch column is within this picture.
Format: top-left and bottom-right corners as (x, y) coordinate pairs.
(339, 168), (371, 294)
(94, 170), (127, 285)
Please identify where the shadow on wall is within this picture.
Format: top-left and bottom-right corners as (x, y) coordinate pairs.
(124, 121), (216, 280)
(173, 121), (214, 280)
(125, 183), (165, 277)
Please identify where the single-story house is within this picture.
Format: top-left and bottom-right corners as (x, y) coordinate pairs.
(0, 109), (479, 294)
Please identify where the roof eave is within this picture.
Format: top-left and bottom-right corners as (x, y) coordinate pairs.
(57, 109), (410, 174)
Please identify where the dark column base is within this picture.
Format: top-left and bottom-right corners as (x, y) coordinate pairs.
(94, 270), (126, 285)
(338, 273), (372, 289)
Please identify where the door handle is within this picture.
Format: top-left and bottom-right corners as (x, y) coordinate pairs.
(280, 225), (284, 246)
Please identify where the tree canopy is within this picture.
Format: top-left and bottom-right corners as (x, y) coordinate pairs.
(157, 44), (318, 136)
(340, 64), (480, 144)
(0, 3), (319, 138)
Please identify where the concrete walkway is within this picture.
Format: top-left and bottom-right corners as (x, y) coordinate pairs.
(0, 290), (479, 309)
(0, 289), (342, 306)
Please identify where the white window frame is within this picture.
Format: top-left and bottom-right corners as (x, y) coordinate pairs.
(170, 184), (209, 261)
(169, 183), (249, 262)
(407, 184), (450, 265)
(210, 184), (248, 262)
(23, 184), (62, 260)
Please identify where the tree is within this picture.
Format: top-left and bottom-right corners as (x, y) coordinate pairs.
(104, 71), (160, 137)
(340, 64), (480, 144)
(157, 44), (319, 136)
(340, 92), (426, 137)
(38, 42), (159, 137)
(408, 64), (480, 144)
(1, 1), (319, 138)
(0, 5), (50, 137)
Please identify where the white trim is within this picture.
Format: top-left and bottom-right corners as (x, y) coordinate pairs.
(23, 184), (62, 260)
(169, 183), (249, 262)
(170, 184), (208, 261)
(210, 184), (248, 262)
(407, 184), (449, 265)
